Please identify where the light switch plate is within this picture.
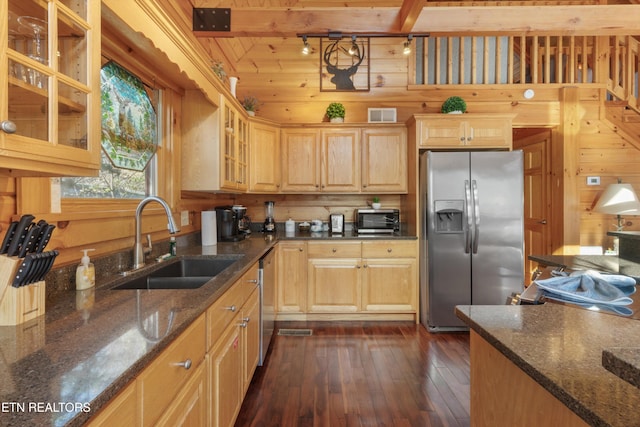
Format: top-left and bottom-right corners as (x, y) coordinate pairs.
(180, 210), (190, 226)
(586, 176), (600, 186)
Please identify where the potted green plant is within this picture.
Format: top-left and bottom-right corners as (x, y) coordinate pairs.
(371, 196), (381, 210)
(241, 95), (259, 116)
(441, 96), (467, 114)
(326, 102), (346, 123)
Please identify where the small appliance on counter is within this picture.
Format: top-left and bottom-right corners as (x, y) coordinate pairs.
(354, 208), (400, 234)
(232, 205), (251, 235)
(330, 213), (344, 234)
(215, 206), (245, 242)
(263, 201), (276, 233)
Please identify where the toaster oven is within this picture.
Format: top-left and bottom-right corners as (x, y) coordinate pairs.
(354, 209), (400, 234)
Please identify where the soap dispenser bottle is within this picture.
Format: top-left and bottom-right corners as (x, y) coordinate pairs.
(76, 249), (96, 291)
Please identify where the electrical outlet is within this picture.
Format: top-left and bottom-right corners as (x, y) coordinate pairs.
(180, 210), (190, 226)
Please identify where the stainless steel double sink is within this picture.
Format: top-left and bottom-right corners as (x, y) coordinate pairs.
(112, 258), (238, 290)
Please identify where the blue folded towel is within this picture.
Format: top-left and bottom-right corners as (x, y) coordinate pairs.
(534, 270), (637, 306)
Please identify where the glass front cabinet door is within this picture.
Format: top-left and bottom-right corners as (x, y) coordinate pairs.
(2, 0), (100, 176)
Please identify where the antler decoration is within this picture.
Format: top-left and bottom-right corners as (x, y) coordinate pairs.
(323, 39), (366, 90)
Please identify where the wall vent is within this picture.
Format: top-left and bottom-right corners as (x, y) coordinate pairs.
(368, 108), (397, 123)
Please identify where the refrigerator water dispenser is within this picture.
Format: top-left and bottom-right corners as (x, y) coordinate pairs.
(434, 200), (464, 233)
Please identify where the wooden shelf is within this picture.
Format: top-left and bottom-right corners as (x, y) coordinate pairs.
(9, 76), (86, 113)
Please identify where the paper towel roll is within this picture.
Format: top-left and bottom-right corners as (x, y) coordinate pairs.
(201, 211), (217, 246)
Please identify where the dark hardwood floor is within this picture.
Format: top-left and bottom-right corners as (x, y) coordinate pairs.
(236, 321), (470, 427)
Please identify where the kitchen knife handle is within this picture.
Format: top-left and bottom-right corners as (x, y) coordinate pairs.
(18, 225), (41, 258)
(0, 221), (18, 254)
(35, 224), (56, 253)
(6, 214), (35, 257)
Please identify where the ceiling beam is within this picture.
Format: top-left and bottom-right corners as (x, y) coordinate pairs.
(397, 0), (426, 33)
(192, 5), (640, 37)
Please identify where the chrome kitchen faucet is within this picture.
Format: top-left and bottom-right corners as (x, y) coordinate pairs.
(133, 196), (180, 270)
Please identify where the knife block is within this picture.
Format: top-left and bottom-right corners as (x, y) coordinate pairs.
(0, 255), (45, 326)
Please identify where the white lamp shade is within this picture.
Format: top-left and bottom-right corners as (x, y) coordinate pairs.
(594, 183), (640, 215)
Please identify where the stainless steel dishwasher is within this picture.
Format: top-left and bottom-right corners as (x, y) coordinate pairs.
(258, 247), (275, 365)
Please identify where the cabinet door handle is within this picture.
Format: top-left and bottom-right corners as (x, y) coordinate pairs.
(239, 321), (248, 328)
(174, 359), (192, 370)
(299, 248), (304, 252)
(247, 279), (258, 284)
(387, 248), (392, 253)
(225, 305), (237, 312)
(1, 120), (16, 134)
(242, 316), (250, 323)
(363, 264), (368, 268)
(332, 248), (337, 253)
(356, 265), (361, 269)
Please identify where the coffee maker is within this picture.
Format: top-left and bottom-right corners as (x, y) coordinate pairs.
(215, 206), (245, 242)
(232, 205), (251, 235)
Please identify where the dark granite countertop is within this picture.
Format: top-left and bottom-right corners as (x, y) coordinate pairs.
(0, 229), (416, 426)
(0, 235), (276, 427)
(456, 304), (640, 427)
(275, 228), (417, 241)
(529, 254), (640, 279)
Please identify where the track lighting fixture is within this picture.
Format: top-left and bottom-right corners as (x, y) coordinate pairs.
(403, 35), (413, 55)
(301, 35), (310, 55)
(348, 35), (358, 56)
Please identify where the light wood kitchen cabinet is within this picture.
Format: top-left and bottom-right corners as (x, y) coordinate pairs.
(207, 261), (260, 427)
(320, 128), (360, 192)
(280, 128), (321, 192)
(222, 101), (249, 191)
(276, 241), (308, 315)
(2, 0), (101, 176)
(281, 127), (360, 193)
(209, 315), (243, 427)
(182, 90), (249, 192)
(415, 114), (513, 149)
(249, 119), (281, 192)
(307, 242), (362, 313)
(275, 239), (415, 319)
(281, 125), (407, 193)
(361, 240), (417, 312)
(361, 127), (407, 193)
(154, 362), (207, 427)
(86, 381), (137, 426)
(241, 288), (260, 393)
(138, 314), (206, 427)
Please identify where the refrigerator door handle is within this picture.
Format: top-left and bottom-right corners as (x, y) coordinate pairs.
(472, 180), (480, 254)
(464, 180), (473, 253)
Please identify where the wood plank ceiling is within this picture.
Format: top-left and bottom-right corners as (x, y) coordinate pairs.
(158, 0), (640, 120)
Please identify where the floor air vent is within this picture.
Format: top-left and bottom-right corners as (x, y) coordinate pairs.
(277, 328), (313, 336)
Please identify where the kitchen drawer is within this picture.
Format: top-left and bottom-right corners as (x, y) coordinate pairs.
(362, 240), (416, 258)
(138, 314), (206, 427)
(207, 278), (248, 349)
(307, 241), (362, 258)
(238, 262), (260, 303)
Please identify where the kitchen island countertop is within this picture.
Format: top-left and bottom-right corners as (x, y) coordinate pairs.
(456, 303), (640, 427)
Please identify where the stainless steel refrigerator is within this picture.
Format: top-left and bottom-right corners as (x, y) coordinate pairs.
(419, 151), (524, 331)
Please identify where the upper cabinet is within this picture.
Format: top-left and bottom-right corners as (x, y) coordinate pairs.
(222, 102), (249, 191)
(361, 127), (407, 193)
(2, 0), (100, 176)
(415, 114), (513, 149)
(249, 119), (280, 193)
(182, 90), (250, 193)
(281, 125), (407, 194)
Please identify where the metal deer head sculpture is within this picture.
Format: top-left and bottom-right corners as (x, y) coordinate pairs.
(323, 39), (366, 91)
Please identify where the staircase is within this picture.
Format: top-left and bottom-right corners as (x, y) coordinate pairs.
(605, 100), (640, 150)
